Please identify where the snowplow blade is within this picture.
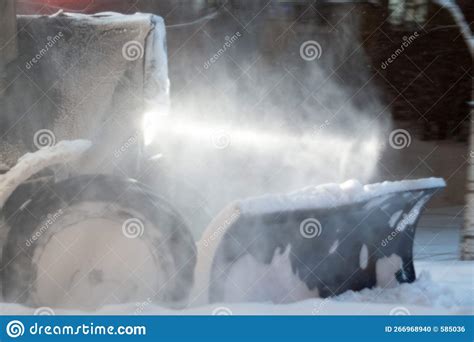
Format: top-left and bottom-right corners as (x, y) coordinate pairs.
(196, 178), (446, 304)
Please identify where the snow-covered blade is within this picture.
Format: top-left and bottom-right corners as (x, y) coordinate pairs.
(196, 178), (445, 304)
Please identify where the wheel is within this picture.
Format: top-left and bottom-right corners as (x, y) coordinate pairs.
(1, 174), (196, 310)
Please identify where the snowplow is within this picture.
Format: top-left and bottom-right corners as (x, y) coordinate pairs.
(0, 140), (445, 309)
(0, 6), (447, 311)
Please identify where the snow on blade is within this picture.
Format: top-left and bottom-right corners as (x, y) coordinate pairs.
(0, 140), (92, 208)
(239, 178), (446, 215)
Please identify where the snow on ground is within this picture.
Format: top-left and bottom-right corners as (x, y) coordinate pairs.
(0, 207), (472, 316)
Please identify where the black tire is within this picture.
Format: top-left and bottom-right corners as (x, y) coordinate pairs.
(1, 174), (196, 309)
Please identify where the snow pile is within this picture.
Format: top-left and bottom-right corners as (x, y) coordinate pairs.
(334, 271), (467, 311)
(240, 178), (446, 214)
(1, 264), (471, 315)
